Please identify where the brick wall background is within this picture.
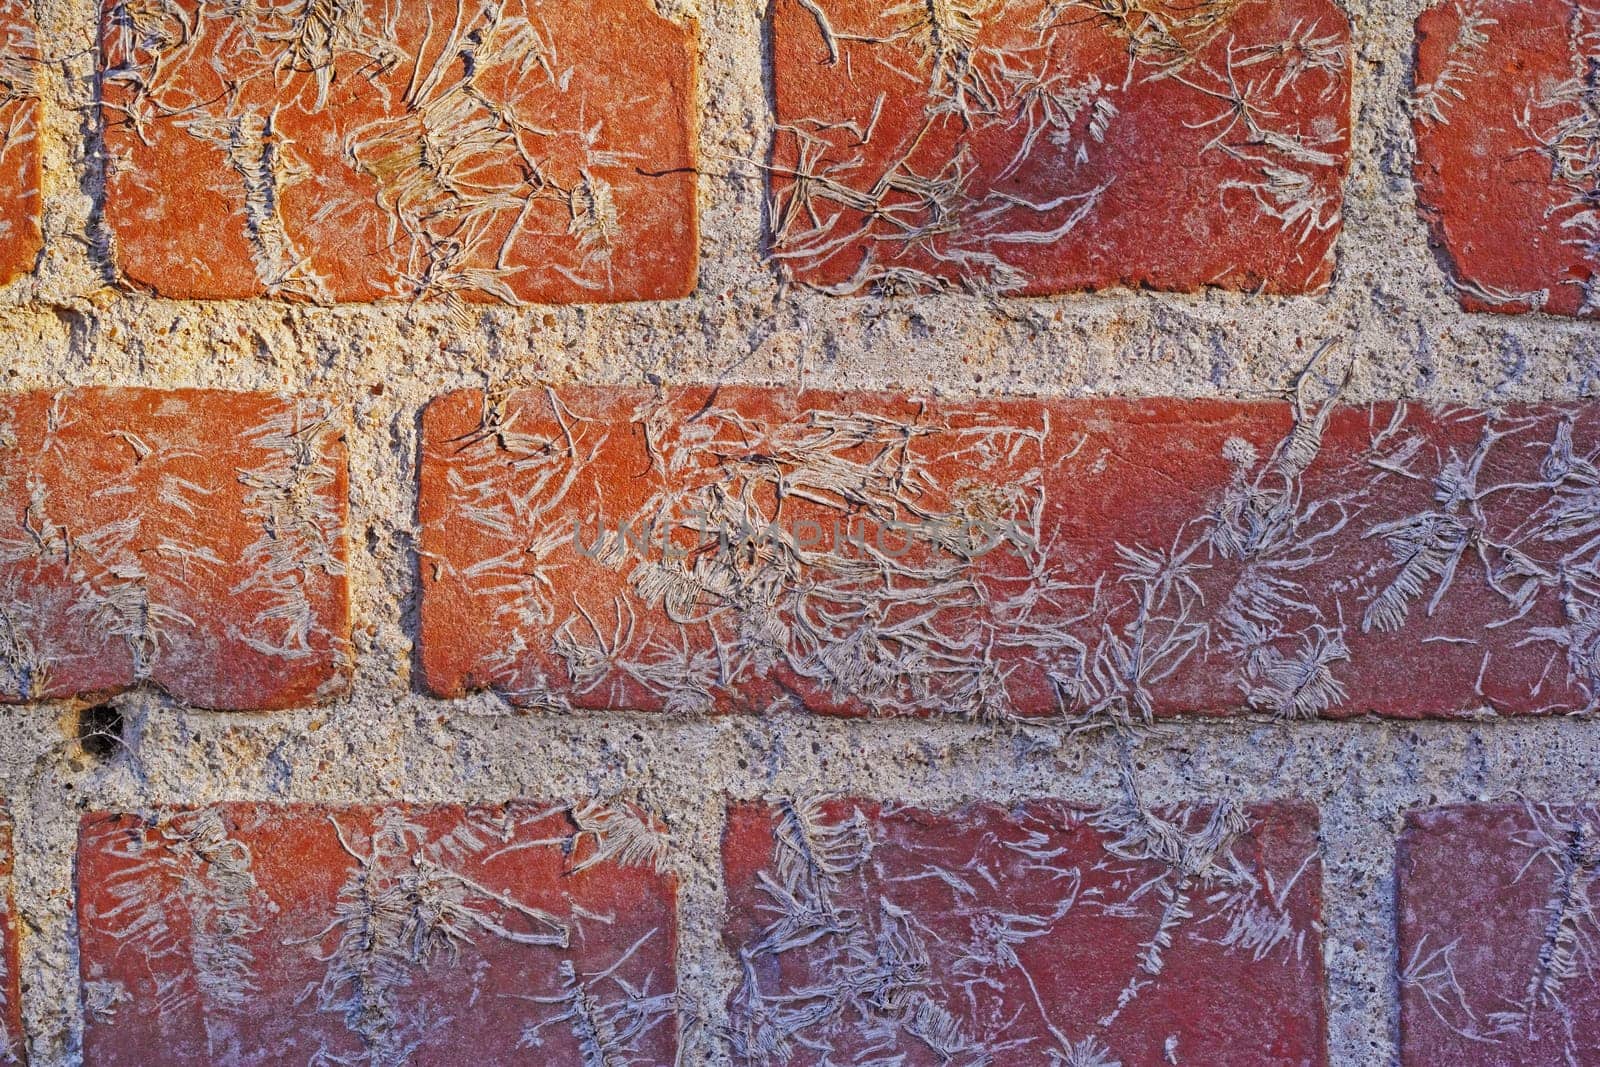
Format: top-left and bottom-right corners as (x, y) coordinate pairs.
(0, 0), (1598, 1063)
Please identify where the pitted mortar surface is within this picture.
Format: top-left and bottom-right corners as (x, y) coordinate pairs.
(1, 0), (1597, 1063)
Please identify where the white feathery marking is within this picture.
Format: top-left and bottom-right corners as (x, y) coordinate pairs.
(90, 810), (265, 1057)
(1413, 0), (1495, 126)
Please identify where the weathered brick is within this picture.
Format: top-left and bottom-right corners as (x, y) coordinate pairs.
(418, 387), (1600, 719)
(1413, 0), (1600, 316)
(0, 0), (41, 286)
(99, 0), (698, 304)
(0, 808), (24, 1062)
(78, 801), (678, 1064)
(1397, 803), (1600, 1065)
(0, 389), (349, 710)
(722, 797), (1325, 1064)
(767, 0), (1351, 296)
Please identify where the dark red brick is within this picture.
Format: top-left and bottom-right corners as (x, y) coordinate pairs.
(767, 0), (1351, 296)
(1413, 0), (1600, 316)
(99, 0), (698, 304)
(78, 802), (678, 1065)
(1398, 803), (1600, 1065)
(418, 387), (1600, 719)
(0, 0), (41, 285)
(0, 389), (349, 710)
(722, 797), (1325, 1065)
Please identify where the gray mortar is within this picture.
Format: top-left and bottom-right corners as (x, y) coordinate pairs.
(0, 0), (1597, 1063)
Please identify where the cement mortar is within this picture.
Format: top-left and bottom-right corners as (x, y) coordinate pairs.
(0, 0), (1596, 1063)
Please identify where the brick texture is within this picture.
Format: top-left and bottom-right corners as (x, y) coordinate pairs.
(1413, 0), (1600, 316)
(418, 387), (1600, 719)
(78, 802), (678, 1065)
(0, 0), (41, 286)
(723, 797), (1325, 1065)
(0, 809), (22, 1064)
(99, 0), (698, 304)
(767, 0), (1351, 296)
(1398, 803), (1600, 1065)
(0, 389), (349, 710)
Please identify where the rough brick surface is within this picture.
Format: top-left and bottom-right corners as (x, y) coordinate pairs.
(722, 797), (1325, 1065)
(0, 389), (349, 710)
(99, 0), (698, 305)
(419, 386), (1600, 719)
(1413, 0), (1600, 316)
(0, 0), (41, 286)
(0, 809), (23, 1063)
(78, 802), (678, 1065)
(767, 0), (1351, 296)
(1398, 803), (1600, 1065)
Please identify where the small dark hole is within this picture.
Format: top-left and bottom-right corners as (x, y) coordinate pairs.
(78, 704), (124, 760)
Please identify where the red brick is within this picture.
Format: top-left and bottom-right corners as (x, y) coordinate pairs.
(78, 801), (678, 1065)
(1413, 0), (1600, 316)
(722, 797), (1325, 1065)
(0, 809), (24, 1062)
(767, 0), (1351, 296)
(99, 0), (698, 304)
(1397, 803), (1600, 1065)
(418, 387), (1600, 719)
(0, 389), (349, 710)
(0, 0), (41, 286)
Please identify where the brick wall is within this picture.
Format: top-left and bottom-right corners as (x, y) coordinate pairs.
(0, 0), (1597, 1063)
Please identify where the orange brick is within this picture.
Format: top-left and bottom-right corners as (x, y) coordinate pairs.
(767, 0), (1351, 295)
(0, 0), (41, 285)
(78, 802), (679, 1064)
(0, 808), (22, 1062)
(99, 0), (698, 304)
(419, 388), (1600, 719)
(0, 389), (349, 710)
